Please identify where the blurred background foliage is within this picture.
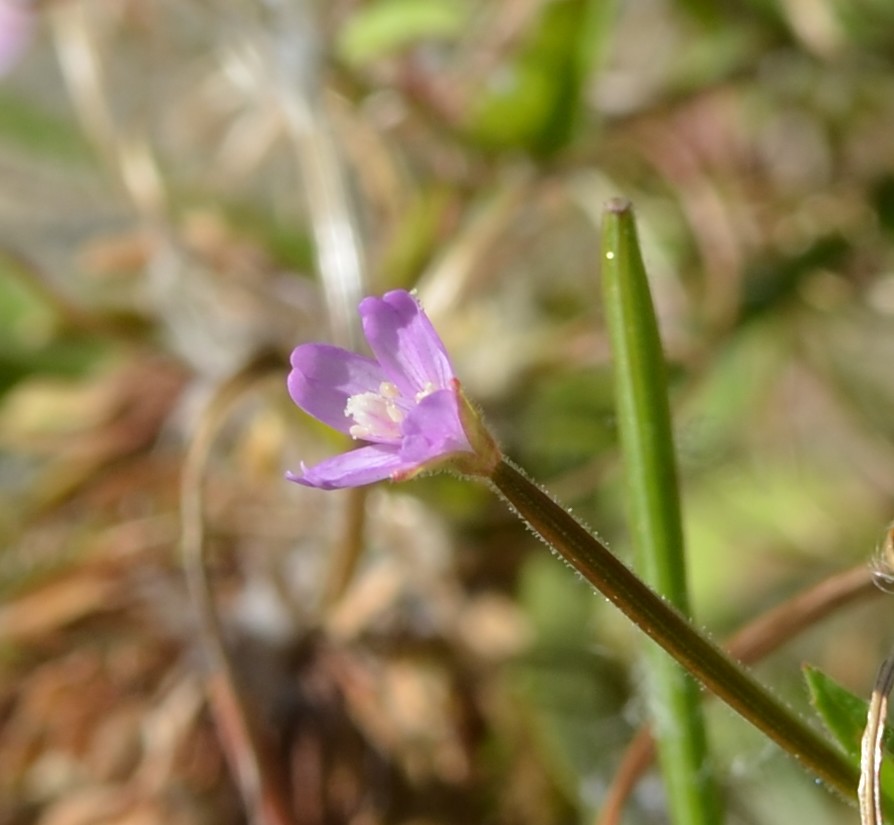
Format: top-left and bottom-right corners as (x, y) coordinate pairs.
(2, 1), (894, 823)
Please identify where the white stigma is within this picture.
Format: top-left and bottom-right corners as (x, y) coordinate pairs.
(345, 382), (405, 440)
(415, 381), (436, 402)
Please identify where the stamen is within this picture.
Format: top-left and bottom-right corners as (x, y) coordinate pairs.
(345, 382), (406, 441)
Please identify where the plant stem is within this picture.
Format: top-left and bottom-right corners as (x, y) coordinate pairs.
(488, 457), (859, 801)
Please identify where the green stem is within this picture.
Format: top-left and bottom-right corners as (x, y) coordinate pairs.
(488, 457), (859, 801)
(601, 198), (720, 822)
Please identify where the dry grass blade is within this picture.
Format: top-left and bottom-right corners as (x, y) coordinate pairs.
(50, 2), (166, 218)
(0, 572), (118, 643)
(860, 651), (894, 825)
(320, 485), (369, 609)
(242, 2), (366, 347)
(179, 353), (295, 825)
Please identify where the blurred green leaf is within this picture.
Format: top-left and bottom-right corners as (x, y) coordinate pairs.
(0, 90), (94, 162)
(739, 234), (850, 325)
(804, 664), (894, 809)
(512, 552), (628, 803)
(0, 336), (113, 398)
(0, 264), (111, 397)
(221, 201), (315, 271)
(834, 0), (894, 46)
(804, 665), (890, 758)
(519, 549), (594, 645)
(871, 174), (894, 237)
(673, 0), (724, 27)
(378, 186), (457, 286)
(517, 367), (615, 477)
(466, 0), (616, 157)
(0, 263), (54, 347)
(337, 0), (469, 65)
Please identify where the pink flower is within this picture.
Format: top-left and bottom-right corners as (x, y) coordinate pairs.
(287, 290), (498, 489)
(0, 1), (34, 77)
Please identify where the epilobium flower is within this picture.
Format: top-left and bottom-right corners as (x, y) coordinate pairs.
(287, 290), (499, 489)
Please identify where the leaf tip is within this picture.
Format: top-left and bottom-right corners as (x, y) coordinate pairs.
(605, 197), (632, 214)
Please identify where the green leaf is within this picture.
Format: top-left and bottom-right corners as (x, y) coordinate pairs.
(337, 0), (469, 66)
(738, 233), (849, 325)
(466, 0), (617, 157)
(512, 552), (629, 803)
(804, 665), (894, 808)
(601, 199), (721, 824)
(804, 665), (894, 758)
(517, 367), (616, 477)
(377, 186), (456, 286)
(0, 90), (94, 162)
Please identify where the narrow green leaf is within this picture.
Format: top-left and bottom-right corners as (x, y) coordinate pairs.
(600, 198), (721, 824)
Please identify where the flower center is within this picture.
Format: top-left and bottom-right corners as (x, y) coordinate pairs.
(345, 381), (406, 441)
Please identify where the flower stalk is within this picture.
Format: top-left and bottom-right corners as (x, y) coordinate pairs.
(488, 457), (859, 801)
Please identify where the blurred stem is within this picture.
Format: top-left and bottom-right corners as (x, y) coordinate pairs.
(180, 354), (296, 825)
(600, 198), (719, 823)
(488, 458), (860, 801)
(322, 486), (369, 609)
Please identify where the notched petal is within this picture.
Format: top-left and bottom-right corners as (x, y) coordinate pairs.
(360, 291), (455, 395)
(288, 344), (386, 434)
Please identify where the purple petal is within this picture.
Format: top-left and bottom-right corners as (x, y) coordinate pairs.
(0, 1), (33, 77)
(288, 344), (387, 434)
(286, 444), (412, 489)
(399, 389), (472, 464)
(360, 290), (455, 397)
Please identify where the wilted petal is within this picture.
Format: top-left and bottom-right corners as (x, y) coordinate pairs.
(288, 344), (387, 434)
(287, 444), (411, 489)
(400, 389), (472, 464)
(360, 291), (454, 397)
